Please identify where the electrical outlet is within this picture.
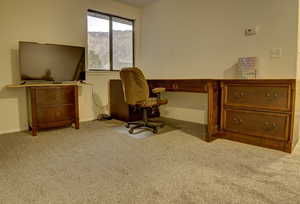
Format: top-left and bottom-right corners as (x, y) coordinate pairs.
(245, 27), (257, 36)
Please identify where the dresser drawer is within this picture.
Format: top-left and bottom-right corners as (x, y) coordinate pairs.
(57, 87), (75, 104)
(36, 87), (58, 105)
(37, 105), (75, 123)
(36, 87), (75, 105)
(223, 109), (289, 141)
(224, 84), (291, 111)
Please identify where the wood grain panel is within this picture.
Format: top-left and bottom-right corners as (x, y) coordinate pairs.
(36, 87), (59, 105)
(224, 84), (291, 111)
(28, 85), (79, 136)
(37, 105), (75, 123)
(223, 109), (290, 141)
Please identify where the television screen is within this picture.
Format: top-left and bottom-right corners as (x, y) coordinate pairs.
(19, 41), (86, 82)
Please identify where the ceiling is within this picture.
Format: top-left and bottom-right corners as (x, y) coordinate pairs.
(115, 0), (156, 7)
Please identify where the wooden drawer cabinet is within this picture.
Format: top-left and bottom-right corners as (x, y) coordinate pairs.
(223, 109), (289, 141)
(36, 105), (75, 124)
(220, 80), (296, 153)
(36, 87), (75, 105)
(35, 88), (58, 105)
(28, 85), (79, 136)
(224, 84), (291, 111)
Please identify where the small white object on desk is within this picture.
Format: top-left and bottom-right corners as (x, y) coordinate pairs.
(238, 57), (257, 79)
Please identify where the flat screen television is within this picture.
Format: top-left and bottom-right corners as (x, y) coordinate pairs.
(19, 41), (86, 82)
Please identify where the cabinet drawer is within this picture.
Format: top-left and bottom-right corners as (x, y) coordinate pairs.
(37, 105), (75, 123)
(150, 80), (174, 90)
(57, 87), (75, 104)
(36, 87), (58, 105)
(224, 84), (291, 111)
(149, 80), (207, 92)
(223, 109), (289, 141)
(36, 87), (75, 105)
(176, 80), (207, 92)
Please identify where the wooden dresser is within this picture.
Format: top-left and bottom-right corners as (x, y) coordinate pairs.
(27, 85), (79, 136)
(219, 80), (296, 153)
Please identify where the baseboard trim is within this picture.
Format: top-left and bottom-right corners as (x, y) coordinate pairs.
(80, 118), (96, 122)
(0, 118), (96, 136)
(0, 128), (27, 135)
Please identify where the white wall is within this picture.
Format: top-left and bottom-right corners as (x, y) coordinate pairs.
(0, 0), (141, 134)
(141, 0), (299, 123)
(0, 0), (298, 133)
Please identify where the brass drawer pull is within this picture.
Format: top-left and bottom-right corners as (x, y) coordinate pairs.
(265, 92), (272, 97)
(265, 92), (279, 99)
(233, 117), (243, 125)
(172, 84), (178, 89)
(263, 122), (278, 131)
(234, 91), (245, 98)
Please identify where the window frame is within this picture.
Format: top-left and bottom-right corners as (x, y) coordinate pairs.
(87, 9), (135, 72)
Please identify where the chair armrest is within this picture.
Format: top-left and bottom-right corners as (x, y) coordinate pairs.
(152, 88), (166, 94)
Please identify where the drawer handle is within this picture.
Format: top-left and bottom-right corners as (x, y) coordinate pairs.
(263, 122), (278, 131)
(233, 117), (243, 125)
(234, 91), (245, 98)
(265, 92), (279, 99)
(265, 92), (272, 97)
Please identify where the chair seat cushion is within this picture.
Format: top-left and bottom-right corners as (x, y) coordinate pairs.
(137, 97), (168, 107)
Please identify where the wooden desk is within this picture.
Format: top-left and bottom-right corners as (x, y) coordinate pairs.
(148, 79), (220, 142)
(110, 79), (298, 153)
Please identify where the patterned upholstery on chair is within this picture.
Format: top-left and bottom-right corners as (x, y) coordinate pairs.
(120, 67), (168, 134)
(120, 67), (149, 105)
(120, 67), (168, 107)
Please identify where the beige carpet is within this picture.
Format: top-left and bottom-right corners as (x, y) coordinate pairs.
(0, 120), (300, 204)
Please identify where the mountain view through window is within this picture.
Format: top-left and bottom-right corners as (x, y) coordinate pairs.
(87, 11), (134, 71)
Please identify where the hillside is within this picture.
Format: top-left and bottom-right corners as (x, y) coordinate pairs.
(88, 31), (133, 70)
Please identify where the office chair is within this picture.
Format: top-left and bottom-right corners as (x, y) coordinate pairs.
(120, 67), (168, 134)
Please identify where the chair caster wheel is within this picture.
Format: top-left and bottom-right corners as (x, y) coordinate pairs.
(153, 128), (158, 134)
(129, 129), (134, 134)
(125, 124), (130, 128)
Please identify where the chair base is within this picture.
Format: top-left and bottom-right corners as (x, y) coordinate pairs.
(126, 120), (164, 134)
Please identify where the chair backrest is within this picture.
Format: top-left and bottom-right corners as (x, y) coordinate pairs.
(120, 67), (149, 105)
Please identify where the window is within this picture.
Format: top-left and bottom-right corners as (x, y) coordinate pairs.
(87, 10), (134, 71)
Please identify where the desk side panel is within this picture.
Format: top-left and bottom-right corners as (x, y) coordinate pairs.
(293, 81), (300, 150)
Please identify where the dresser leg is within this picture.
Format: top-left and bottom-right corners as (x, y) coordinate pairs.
(75, 120), (80, 129)
(207, 81), (220, 142)
(32, 127), (37, 136)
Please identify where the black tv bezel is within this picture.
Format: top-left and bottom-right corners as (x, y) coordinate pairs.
(19, 41), (86, 83)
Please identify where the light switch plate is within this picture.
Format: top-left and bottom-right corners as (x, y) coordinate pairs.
(271, 48), (282, 58)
